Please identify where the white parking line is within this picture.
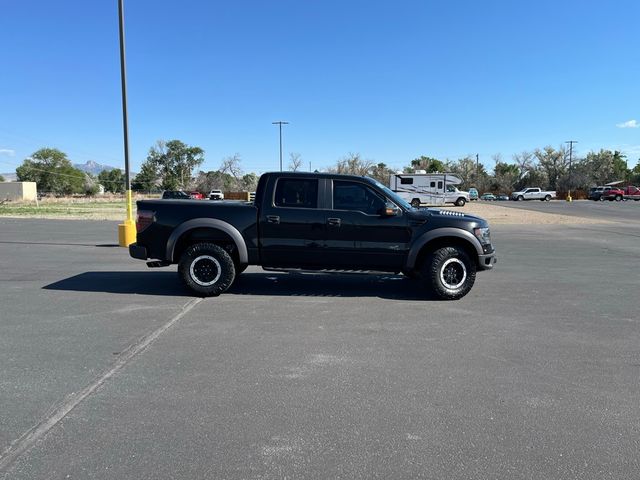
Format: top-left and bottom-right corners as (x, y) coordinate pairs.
(0, 297), (203, 474)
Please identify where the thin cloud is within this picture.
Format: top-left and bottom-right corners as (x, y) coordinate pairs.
(616, 120), (639, 129)
(0, 148), (16, 156)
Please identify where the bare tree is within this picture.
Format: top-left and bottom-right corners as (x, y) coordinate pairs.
(329, 153), (374, 176)
(289, 152), (303, 172)
(219, 154), (243, 182)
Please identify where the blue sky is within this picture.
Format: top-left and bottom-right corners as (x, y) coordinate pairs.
(1, 0), (639, 175)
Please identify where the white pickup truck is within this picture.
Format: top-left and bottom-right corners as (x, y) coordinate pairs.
(510, 187), (556, 201)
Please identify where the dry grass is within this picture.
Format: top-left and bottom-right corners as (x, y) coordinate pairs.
(0, 196), (606, 224)
(458, 201), (606, 224)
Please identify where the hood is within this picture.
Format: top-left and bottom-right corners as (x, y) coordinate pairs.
(407, 207), (488, 226)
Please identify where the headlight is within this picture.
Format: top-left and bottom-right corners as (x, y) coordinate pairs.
(473, 227), (491, 245)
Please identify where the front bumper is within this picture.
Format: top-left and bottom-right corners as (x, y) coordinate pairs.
(129, 242), (148, 260)
(478, 252), (497, 270)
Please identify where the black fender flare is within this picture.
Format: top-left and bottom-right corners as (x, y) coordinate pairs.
(166, 218), (248, 264)
(405, 228), (483, 270)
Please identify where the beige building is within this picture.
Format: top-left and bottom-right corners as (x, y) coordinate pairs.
(0, 182), (37, 201)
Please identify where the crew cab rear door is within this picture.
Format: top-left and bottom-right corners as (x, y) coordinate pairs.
(259, 176), (326, 268)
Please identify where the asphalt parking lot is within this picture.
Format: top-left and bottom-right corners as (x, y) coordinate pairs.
(1, 212), (639, 479)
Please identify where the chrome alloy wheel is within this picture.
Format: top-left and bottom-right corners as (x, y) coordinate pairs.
(439, 258), (467, 290)
(190, 255), (222, 286)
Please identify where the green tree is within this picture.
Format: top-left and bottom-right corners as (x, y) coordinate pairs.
(408, 156), (445, 173)
(132, 162), (160, 192)
(534, 146), (568, 190)
(142, 140), (204, 190)
(16, 148), (85, 195)
(0, 174), (5, 182)
(98, 169), (125, 193)
(492, 162), (520, 192)
(580, 149), (627, 186)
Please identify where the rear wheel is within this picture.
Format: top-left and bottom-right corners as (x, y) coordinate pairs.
(178, 243), (235, 296)
(411, 198), (421, 208)
(422, 246), (476, 300)
(545, 195), (551, 201)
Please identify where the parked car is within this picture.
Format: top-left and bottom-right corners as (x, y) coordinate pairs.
(510, 187), (556, 201)
(209, 189), (224, 200)
(496, 193), (509, 201)
(161, 190), (191, 200)
(600, 186), (625, 201)
(481, 193), (496, 201)
(588, 186), (605, 201)
(468, 188), (479, 201)
(623, 185), (640, 201)
(130, 172), (496, 300)
(189, 191), (204, 200)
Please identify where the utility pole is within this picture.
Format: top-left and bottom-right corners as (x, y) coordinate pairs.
(309, 161), (312, 172)
(475, 153), (479, 186)
(272, 121), (289, 171)
(565, 141), (577, 202)
(117, 0), (135, 247)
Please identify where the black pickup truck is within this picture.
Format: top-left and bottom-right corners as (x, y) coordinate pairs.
(130, 172), (496, 300)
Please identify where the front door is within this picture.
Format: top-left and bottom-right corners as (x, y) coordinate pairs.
(322, 179), (411, 270)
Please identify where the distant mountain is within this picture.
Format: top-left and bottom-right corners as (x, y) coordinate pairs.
(0, 172), (17, 182)
(73, 160), (120, 175)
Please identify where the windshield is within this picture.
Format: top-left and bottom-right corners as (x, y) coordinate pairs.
(368, 178), (413, 210)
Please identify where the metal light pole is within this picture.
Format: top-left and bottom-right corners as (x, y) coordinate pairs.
(117, 0), (135, 246)
(272, 121), (289, 171)
(565, 140), (577, 202)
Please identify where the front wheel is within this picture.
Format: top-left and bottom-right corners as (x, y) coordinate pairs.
(455, 197), (466, 207)
(178, 243), (236, 296)
(411, 198), (421, 208)
(615, 195), (622, 202)
(518, 195), (524, 201)
(422, 246), (476, 300)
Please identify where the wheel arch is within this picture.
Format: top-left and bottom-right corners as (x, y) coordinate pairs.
(167, 218), (248, 264)
(406, 229), (482, 270)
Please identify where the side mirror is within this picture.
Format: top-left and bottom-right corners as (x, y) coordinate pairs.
(381, 205), (400, 217)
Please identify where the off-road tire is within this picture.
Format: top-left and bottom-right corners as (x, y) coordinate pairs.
(423, 246), (476, 300)
(178, 243), (235, 297)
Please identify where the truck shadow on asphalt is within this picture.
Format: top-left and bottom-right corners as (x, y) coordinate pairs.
(43, 271), (436, 300)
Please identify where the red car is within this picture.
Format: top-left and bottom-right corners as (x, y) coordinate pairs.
(600, 186), (625, 201)
(623, 186), (640, 200)
(189, 191), (204, 200)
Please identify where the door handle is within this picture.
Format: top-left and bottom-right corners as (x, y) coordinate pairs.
(327, 217), (341, 227)
(266, 215), (280, 224)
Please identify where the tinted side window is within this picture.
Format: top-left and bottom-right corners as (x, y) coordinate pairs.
(333, 181), (385, 215)
(274, 179), (318, 208)
(430, 181), (436, 188)
(400, 177), (413, 185)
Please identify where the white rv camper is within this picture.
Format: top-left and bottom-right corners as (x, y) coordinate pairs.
(389, 172), (470, 207)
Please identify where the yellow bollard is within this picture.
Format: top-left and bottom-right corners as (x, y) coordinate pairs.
(118, 189), (136, 247)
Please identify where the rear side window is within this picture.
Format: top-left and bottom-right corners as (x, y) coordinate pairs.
(400, 177), (413, 185)
(274, 178), (318, 208)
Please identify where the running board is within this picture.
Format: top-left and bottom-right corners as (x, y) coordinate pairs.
(262, 267), (399, 275)
(147, 261), (171, 268)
